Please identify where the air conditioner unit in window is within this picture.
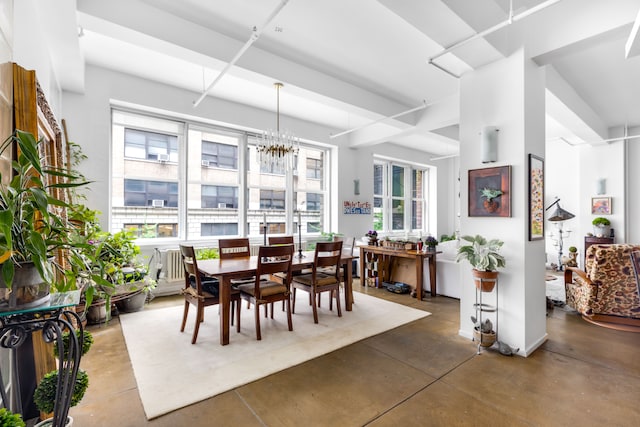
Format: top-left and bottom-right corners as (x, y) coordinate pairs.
(217, 203), (227, 209)
(201, 160), (210, 167)
(157, 153), (169, 162)
(151, 199), (165, 208)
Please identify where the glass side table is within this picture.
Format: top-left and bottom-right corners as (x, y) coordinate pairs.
(0, 290), (83, 427)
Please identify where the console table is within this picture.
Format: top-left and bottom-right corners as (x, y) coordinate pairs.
(359, 245), (439, 300)
(0, 291), (83, 427)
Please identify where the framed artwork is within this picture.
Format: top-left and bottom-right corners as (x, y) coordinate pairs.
(468, 165), (511, 217)
(591, 197), (612, 215)
(528, 154), (544, 241)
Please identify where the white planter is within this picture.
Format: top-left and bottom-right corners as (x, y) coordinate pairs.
(34, 416), (73, 427)
(593, 225), (611, 238)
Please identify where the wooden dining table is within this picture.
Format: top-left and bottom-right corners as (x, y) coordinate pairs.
(198, 250), (355, 345)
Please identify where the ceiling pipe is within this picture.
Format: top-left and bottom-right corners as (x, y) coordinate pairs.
(428, 0), (563, 76)
(193, 0), (290, 108)
(329, 100), (427, 139)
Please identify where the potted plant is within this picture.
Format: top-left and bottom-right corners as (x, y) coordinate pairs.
(366, 230), (378, 246)
(456, 234), (506, 292)
(33, 329), (93, 427)
(424, 236), (438, 252)
(0, 130), (88, 310)
(0, 408), (26, 427)
(479, 188), (503, 213)
(567, 246), (578, 267)
(592, 217), (611, 237)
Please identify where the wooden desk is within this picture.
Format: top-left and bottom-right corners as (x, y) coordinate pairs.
(359, 245), (438, 300)
(198, 251), (354, 345)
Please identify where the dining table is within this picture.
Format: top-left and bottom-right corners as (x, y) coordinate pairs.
(198, 250), (356, 345)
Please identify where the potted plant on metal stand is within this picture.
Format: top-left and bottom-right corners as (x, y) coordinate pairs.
(455, 234), (506, 292)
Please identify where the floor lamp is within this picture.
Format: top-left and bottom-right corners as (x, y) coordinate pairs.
(546, 199), (575, 271)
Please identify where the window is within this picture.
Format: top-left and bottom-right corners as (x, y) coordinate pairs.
(124, 128), (178, 162)
(124, 179), (178, 207)
(202, 185), (238, 209)
(112, 109), (331, 240)
(306, 157), (322, 179)
(201, 223), (238, 236)
(373, 159), (429, 233)
(260, 190), (286, 210)
(202, 140), (237, 169)
(306, 193), (322, 211)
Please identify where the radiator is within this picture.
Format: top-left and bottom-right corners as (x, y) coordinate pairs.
(163, 249), (184, 282)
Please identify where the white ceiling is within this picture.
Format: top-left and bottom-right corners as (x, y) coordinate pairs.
(49, 0), (640, 155)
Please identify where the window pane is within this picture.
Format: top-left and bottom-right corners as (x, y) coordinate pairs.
(392, 199), (404, 230)
(374, 164), (384, 196)
(392, 165), (404, 197)
(373, 197), (383, 231)
(412, 200), (423, 229)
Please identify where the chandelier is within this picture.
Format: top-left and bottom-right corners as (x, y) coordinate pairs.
(257, 82), (299, 169)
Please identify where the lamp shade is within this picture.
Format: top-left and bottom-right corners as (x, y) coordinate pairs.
(548, 205), (575, 222)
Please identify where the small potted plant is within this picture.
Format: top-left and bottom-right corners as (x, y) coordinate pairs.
(456, 235), (506, 292)
(479, 188), (503, 213)
(424, 236), (438, 252)
(0, 408), (26, 427)
(366, 230), (378, 246)
(592, 217), (611, 237)
(471, 316), (496, 347)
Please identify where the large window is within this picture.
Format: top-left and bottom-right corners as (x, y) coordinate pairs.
(373, 158), (429, 233)
(112, 110), (331, 240)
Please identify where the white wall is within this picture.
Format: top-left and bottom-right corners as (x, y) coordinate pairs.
(627, 126), (640, 243)
(459, 48), (547, 356)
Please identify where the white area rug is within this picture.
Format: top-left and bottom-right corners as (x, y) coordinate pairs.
(120, 291), (430, 419)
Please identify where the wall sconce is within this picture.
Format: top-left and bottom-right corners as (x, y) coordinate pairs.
(481, 126), (499, 163)
(354, 179), (360, 195)
(595, 178), (606, 195)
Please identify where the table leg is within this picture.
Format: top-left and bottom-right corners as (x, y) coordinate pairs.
(219, 278), (230, 346)
(416, 256), (423, 301)
(429, 255), (437, 297)
(344, 260), (353, 311)
(359, 247), (365, 286)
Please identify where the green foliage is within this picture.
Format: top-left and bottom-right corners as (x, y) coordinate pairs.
(0, 408), (25, 427)
(479, 188), (503, 201)
(592, 217), (610, 226)
(456, 235), (506, 272)
(196, 248), (219, 260)
(0, 130), (88, 289)
(33, 370), (89, 414)
(424, 236), (438, 247)
(440, 233), (456, 242)
(53, 329), (94, 359)
(568, 246), (577, 253)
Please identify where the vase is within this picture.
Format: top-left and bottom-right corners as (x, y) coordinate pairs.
(483, 199), (499, 213)
(471, 269), (498, 292)
(593, 225), (611, 238)
(0, 261), (51, 310)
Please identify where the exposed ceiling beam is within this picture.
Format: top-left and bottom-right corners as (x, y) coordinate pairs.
(625, 7), (640, 58)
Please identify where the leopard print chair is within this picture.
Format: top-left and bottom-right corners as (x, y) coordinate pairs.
(564, 244), (640, 331)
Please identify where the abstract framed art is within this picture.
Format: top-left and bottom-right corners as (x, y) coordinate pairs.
(468, 165), (511, 217)
(528, 154), (544, 241)
(591, 196), (612, 215)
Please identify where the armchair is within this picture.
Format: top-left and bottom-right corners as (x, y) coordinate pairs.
(564, 244), (640, 331)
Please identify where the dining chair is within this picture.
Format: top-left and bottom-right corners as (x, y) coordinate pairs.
(292, 240), (343, 323)
(236, 244), (294, 340)
(218, 238), (258, 310)
(179, 244), (241, 344)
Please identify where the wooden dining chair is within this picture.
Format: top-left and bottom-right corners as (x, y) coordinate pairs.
(268, 235), (294, 246)
(236, 244), (294, 340)
(292, 240), (343, 323)
(179, 244), (241, 344)
(218, 238), (252, 259)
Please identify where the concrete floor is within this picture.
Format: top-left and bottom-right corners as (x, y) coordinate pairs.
(71, 282), (640, 426)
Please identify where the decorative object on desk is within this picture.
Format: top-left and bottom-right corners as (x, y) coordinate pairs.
(471, 315), (496, 347)
(296, 210), (305, 258)
(528, 154), (544, 241)
(0, 130), (89, 310)
(424, 236), (438, 252)
(366, 230), (378, 246)
(468, 165), (511, 217)
(591, 196), (612, 215)
(0, 408), (26, 427)
(256, 82), (299, 171)
(546, 198), (575, 272)
(456, 235), (505, 292)
(592, 216), (611, 237)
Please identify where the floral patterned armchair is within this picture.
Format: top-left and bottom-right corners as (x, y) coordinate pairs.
(564, 244), (640, 330)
